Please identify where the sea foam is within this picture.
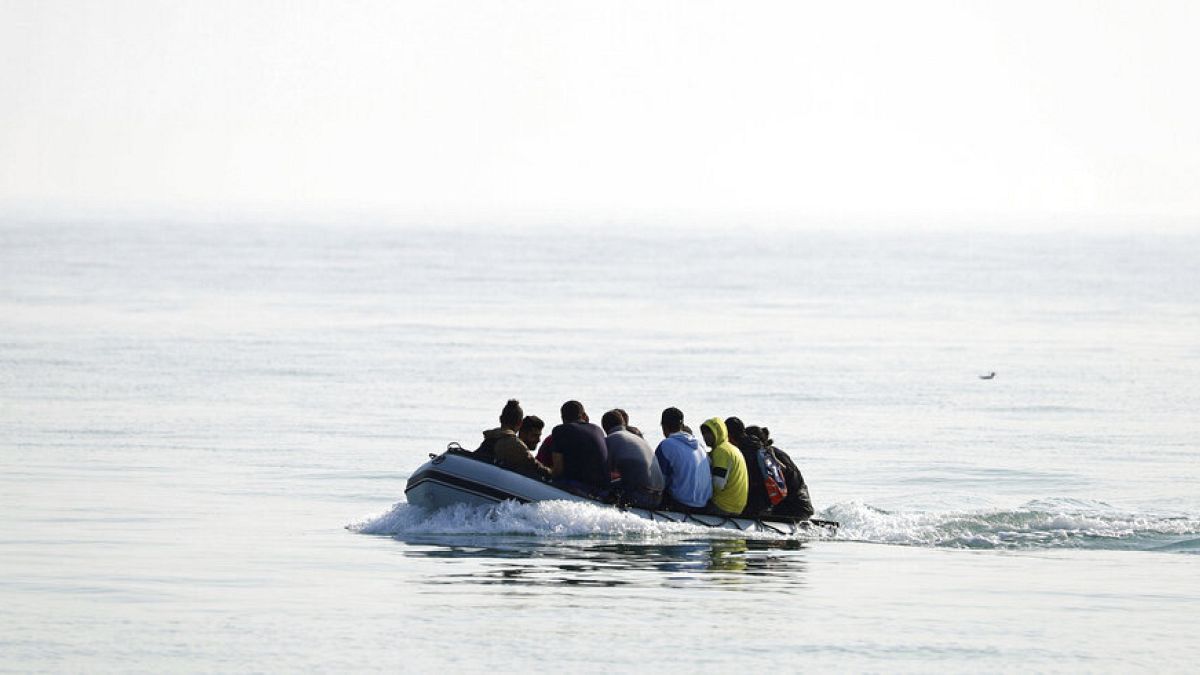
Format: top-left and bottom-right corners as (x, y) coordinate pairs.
(349, 499), (804, 540)
(350, 498), (1200, 552)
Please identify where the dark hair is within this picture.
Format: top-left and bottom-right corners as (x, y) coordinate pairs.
(501, 399), (524, 426)
(724, 416), (745, 441)
(521, 415), (544, 432)
(560, 400), (585, 423)
(746, 425), (772, 447)
(660, 407), (684, 431)
(615, 408), (630, 424)
(600, 410), (624, 433)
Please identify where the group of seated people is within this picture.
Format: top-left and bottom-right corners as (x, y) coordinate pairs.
(475, 399), (814, 519)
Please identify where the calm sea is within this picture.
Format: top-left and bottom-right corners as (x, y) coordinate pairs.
(2, 221), (1198, 671)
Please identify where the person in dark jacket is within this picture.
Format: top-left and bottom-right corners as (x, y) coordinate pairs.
(550, 400), (609, 495)
(725, 416), (770, 516)
(748, 425), (814, 519)
(478, 400), (551, 479)
(475, 399), (519, 460)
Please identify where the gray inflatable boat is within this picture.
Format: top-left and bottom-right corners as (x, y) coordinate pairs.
(405, 447), (838, 536)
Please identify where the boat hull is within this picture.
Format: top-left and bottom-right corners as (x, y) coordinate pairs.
(405, 450), (836, 536)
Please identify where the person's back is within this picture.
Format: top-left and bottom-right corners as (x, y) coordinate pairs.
(725, 416), (769, 516)
(750, 426), (814, 519)
(701, 417), (748, 515)
(550, 401), (609, 492)
(601, 410), (664, 508)
(653, 407), (712, 510)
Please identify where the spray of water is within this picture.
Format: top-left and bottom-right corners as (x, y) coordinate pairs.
(350, 497), (1200, 553)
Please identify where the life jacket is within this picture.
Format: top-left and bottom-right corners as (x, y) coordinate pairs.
(757, 446), (789, 506)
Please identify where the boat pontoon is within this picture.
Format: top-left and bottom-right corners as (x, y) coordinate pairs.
(405, 446), (838, 536)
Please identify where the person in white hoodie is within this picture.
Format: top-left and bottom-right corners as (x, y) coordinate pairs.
(653, 407), (712, 511)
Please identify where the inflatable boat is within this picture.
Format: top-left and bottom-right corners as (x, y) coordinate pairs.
(405, 446), (838, 536)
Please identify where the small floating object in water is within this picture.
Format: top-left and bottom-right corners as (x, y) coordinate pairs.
(979, 372), (996, 380)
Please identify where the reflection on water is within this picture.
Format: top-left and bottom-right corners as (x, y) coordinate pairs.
(395, 536), (809, 590)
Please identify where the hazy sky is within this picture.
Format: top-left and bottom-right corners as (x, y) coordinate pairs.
(2, 1), (1198, 226)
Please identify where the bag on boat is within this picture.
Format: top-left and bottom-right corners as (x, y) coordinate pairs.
(768, 445), (815, 519)
(757, 447), (789, 506)
(474, 435), (499, 461)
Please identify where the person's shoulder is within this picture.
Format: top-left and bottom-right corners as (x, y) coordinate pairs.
(628, 430), (653, 450)
(612, 428), (648, 447)
(499, 434), (528, 449)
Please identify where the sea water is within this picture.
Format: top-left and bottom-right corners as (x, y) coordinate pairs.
(1, 221), (1198, 671)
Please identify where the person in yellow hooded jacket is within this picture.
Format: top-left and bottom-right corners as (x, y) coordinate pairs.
(700, 417), (748, 515)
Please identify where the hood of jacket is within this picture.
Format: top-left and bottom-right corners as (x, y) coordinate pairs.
(701, 417), (730, 447)
(666, 430), (701, 450)
(483, 427), (516, 440)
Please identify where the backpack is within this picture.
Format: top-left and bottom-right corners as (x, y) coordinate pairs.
(769, 446), (814, 519)
(474, 435), (499, 461)
(757, 446), (789, 506)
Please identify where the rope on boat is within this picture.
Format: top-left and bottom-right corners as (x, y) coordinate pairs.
(684, 513), (747, 531)
(757, 520), (789, 535)
(634, 507), (794, 534)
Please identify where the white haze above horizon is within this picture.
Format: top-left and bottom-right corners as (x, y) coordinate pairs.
(2, 1), (1199, 230)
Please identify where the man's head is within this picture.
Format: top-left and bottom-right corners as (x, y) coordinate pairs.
(746, 425), (771, 446)
(615, 409), (630, 425)
(660, 407), (684, 434)
(560, 400), (585, 423)
(518, 415), (544, 448)
(725, 416), (746, 444)
(600, 410), (625, 434)
(500, 399), (523, 430)
(701, 417), (728, 448)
